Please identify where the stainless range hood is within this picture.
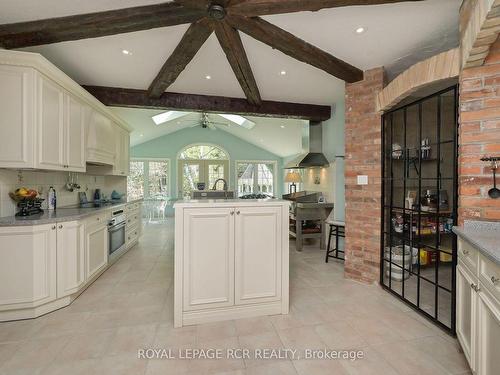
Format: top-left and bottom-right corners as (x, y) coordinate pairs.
(285, 121), (330, 169)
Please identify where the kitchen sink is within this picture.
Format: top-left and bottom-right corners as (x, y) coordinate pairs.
(191, 190), (235, 199)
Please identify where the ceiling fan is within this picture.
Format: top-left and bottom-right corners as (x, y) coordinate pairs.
(186, 112), (256, 130)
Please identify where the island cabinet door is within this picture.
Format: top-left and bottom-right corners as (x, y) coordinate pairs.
(183, 208), (235, 311)
(456, 263), (477, 372)
(234, 206), (282, 305)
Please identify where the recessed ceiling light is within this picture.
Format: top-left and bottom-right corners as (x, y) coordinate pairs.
(206, 75), (212, 80)
(280, 70), (287, 76)
(122, 49), (132, 55)
(280, 125), (285, 129)
(139, 133), (144, 137)
(355, 27), (366, 34)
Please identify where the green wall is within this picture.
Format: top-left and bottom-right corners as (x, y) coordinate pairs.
(131, 126), (284, 200)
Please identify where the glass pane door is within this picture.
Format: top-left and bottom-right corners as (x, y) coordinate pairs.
(207, 161), (229, 190)
(179, 161), (203, 199)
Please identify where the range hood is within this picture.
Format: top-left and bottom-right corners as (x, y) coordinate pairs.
(285, 121), (330, 169)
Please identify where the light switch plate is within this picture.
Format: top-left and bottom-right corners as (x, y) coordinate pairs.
(357, 175), (369, 185)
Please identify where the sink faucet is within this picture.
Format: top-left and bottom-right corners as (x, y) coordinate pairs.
(212, 178), (228, 191)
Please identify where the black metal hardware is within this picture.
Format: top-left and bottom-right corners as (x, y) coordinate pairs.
(381, 85), (459, 335)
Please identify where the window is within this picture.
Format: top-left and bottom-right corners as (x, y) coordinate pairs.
(236, 161), (276, 197)
(127, 159), (169, 200)
(178, 144), (229, 198)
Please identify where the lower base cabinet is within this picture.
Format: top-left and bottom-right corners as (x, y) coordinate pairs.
(456, 238), (500, 375)
(57, 221), (86, 298)
(85, 218), (108, 281)
(175, 202), (289, 327)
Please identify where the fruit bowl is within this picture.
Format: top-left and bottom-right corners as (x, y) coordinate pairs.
(9, 188), (40, 203)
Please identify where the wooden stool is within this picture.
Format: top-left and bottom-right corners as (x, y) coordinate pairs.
(325, 220), (345, 262)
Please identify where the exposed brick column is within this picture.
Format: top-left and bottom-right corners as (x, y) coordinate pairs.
(459, 37), (500, 222)
(344, 67), (385, 284)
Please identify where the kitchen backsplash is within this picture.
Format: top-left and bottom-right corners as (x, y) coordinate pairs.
(0, 169), (127, 217)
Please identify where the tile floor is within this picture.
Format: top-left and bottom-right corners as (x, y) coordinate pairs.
(0, 220), (470, 375)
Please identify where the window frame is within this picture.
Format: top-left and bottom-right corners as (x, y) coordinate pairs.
(235, 160), (278, 197)
(128, 158), (171, 199)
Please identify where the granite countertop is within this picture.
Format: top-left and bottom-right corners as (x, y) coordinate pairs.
(0, 198), (143, 227)
(453, 220), (500, 265)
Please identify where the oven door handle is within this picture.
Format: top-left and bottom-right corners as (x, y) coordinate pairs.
(108, 222), (126, 232)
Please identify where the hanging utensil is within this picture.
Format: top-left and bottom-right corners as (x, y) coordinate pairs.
(488, 161), (500, 199)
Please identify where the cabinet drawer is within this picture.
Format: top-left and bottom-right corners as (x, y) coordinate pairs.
(126, 227), (140, 245)
(126, 210), (141, 226)
(126, 203), (141, 212)
(479, 254), (500, 303)
(458, 239), (478, 273)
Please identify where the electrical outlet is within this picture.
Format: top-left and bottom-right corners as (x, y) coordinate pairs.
(357, 175), (368, 185)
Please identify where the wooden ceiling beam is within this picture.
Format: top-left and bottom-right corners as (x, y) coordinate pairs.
(148, 19), (214, 99)
(214, 21), (262, 105)
(228, 0), (425, 17)
(0, 2), (204, 49)
(83, 85), (331, 121)
(227, 15), (363, 82)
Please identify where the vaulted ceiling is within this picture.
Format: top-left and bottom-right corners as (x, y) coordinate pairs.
(0, 0), (461, 106)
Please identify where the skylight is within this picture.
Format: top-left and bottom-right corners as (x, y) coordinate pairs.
(217, 114), (255, 130)
(152, 111), (188, 125)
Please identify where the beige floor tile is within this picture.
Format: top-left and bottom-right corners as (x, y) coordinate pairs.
(237, 331), (288, 368)
(245, 361), (298, 375)
(55, 328), (115, 362)
(40, 358), (100, 375)
(347, 317), (402, 346)
(189, 337), (245, 375)
(153, 324), (197, 348)
(292, 358), (350, 375)
(107, 323), (158, 356)
(196, 321), (238, 342)
(234, 316), (275, 337)
(98, 353), (148, 375)
(338, 345), (399, 375)
(313, 321), (367, 349)
(277, 326), (327, 354)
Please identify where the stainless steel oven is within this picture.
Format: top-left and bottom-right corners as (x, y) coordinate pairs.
(108, 209), (126, 257)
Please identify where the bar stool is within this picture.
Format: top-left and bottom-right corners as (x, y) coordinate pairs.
(325, 220), (345, 262)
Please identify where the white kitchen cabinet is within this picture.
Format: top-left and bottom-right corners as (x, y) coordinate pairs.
(235, 206), (282, 305)
(56, 221), (86, 298)
(112, 125), (130, 176)
(36, 74), (65, 170)
(476, 288), (500, 375)
(182, 207), (235, 311)
(456, 237), (500, 375)
(0, 224), (57, 311)
(65, 94), (87, 172)
(175, 201), (289, 327)
(85, 217), (108, 281)
(456, 262), (477, 371)
(87, 109), (116, 165)
(0, 65), (35, 168)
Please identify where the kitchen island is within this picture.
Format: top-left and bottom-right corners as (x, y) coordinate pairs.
(174, 199), (290, 327)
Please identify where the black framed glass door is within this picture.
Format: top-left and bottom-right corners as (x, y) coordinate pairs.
(381, 85), (459, 333)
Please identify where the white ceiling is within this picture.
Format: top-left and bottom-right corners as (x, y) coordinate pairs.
(3, 0), (459, 106)
(111, 107), (306, 157)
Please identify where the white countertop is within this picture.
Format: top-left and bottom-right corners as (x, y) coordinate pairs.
(174, 198), (290, 208)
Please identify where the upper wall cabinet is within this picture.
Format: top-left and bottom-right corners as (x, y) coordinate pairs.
(0, 50), (130, 172)
(112, 125), (130, 176)
(86, 110), (116, 166)
(0, 66), (36, 169)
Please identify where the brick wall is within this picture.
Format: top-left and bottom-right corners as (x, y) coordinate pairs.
(344, 68), (385, 284)
(459, 36), (500, 222)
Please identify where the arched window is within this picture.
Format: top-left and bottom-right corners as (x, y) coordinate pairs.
(179, 144), (229, 160)
(177, 144), (229, 198)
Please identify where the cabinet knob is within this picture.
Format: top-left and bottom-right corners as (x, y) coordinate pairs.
(52, 225), (56, 230)
(230, 211), (234, 215)
(97, 217), (100, 221)
(462, 249), (469, 256)
(58, 224), (63, 229)
(491, 276), (499, 285)
(236, 210), (240, 215)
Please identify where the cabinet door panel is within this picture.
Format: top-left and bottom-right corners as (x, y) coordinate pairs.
(37, 75), (65, 170)
(477, 290), (500, 375)
(0, 66), (35, 168)
(86, 223), (108, 280)
(456, 263), (477, 372)
(183, 208), (234, 310)
(0, 225), (56, 307)
(66, 95), (86, 172)
(57, 221), (85, 297)
(235, 206), (282, 305)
